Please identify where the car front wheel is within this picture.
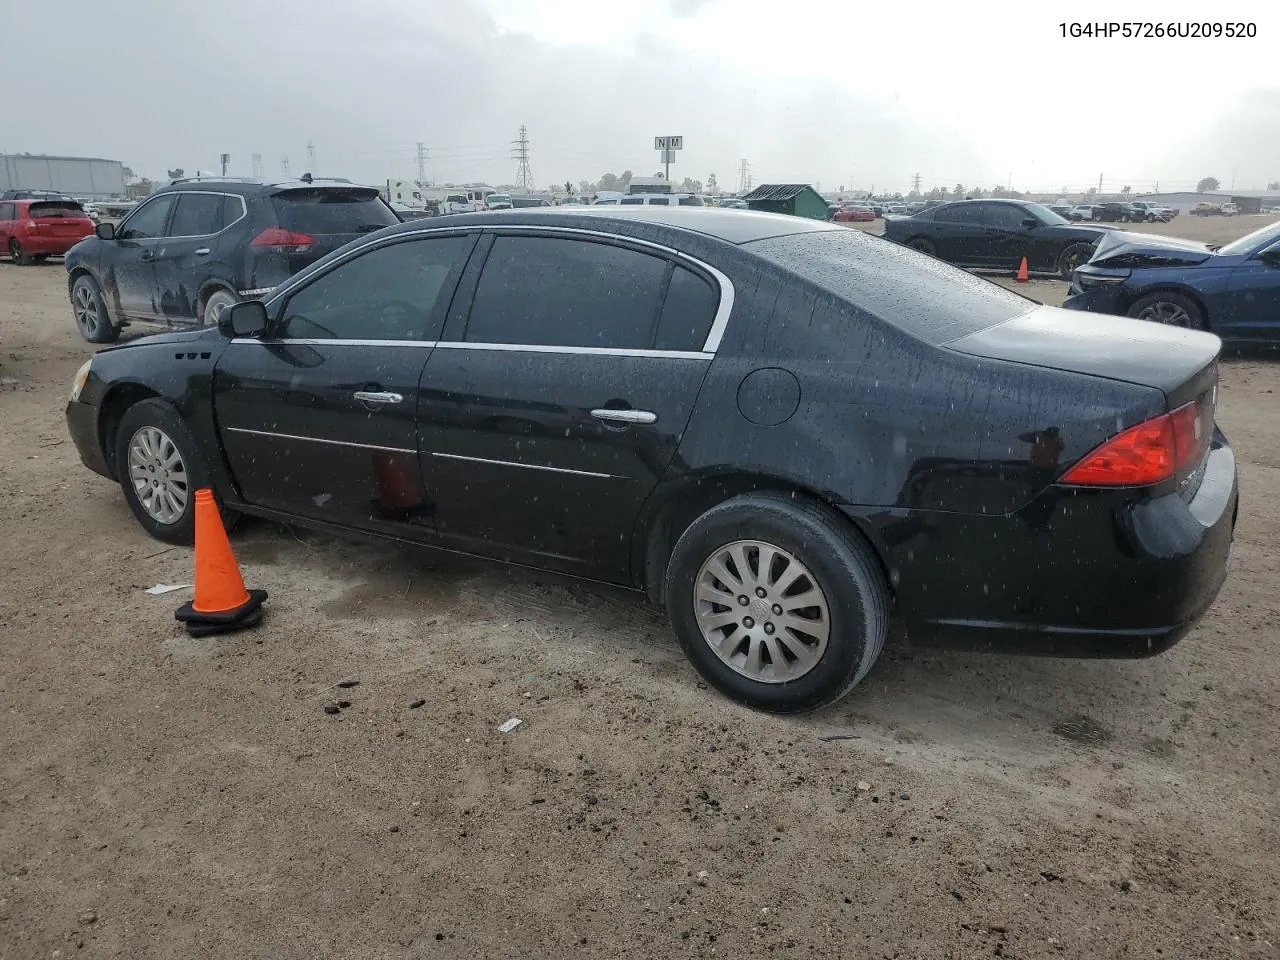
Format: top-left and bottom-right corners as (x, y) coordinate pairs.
(907, 238), (936, 256)
(71, 274), (120, 343)
(1126, 291), (1206, 330)
(665, 492), (889, 713)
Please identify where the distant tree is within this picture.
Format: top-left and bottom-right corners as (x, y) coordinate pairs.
(1121, 184), (1131, 195)
(598, 172), (620, 191)
(907, 187), (920, 198)
(167, 168), (184, 180)
(578, 179), (595, 195)
(953, 183), (965, 198)
(1084, 186), (1097, 197)
(1268, 180), (1279, 191)
(969, 187), (986, 198)
(707, 172), (718, 194)
(1060, 185), (1069, 196)
(678, 177), (702, 194)
(620, 170), (633, 189)
(122, 166), (136, 182)
(564, 181), (572, 194)
(1197, 176), (1220, 193)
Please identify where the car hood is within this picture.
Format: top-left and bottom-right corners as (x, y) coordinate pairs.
(99, 326), (224, 355)
(1087, 230), (1214, 267)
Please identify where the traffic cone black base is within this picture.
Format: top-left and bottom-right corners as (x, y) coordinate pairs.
(175, 588), (268, 627)
(183, 607), (264, 638)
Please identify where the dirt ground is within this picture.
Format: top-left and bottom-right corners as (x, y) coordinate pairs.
(2, 223), (1278, 958)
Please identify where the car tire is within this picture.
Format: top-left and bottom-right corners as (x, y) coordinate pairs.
(70, 274), (120, 343)
(907, 238), (936, 256)
(201, 287), (238, 327)
(114, 398), (240, 545)
(664, 492), (889, 713)
(1125, 291), (1207, 331)
(1057, 242), (1093, 279)
(8, 239), (33, 265)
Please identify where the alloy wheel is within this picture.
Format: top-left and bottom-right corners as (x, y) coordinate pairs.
(73, 284), (99, 338)
(1137, 301), (1192, 327)
(127, 426), (189, 524)
(693, 539), (831, 683)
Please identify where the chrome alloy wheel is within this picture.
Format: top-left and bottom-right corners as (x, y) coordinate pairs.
(1136, 300), (1193, 327)
(127, 426), (189, 524)
(693, 539), (831, 683)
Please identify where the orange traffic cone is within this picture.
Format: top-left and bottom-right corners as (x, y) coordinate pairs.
(1015, 256), (1029, 283)
(370, 451), (431, 521)
(174, 489), (267, 637)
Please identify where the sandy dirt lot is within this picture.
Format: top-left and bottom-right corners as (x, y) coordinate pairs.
(2, 225), (1278, 958)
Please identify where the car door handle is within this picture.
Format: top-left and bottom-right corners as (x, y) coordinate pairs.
(194, 248), (211, 256)
(353, 391), (403, 405)
(591, 408), (657, 425)
(139, 251), (155, 262)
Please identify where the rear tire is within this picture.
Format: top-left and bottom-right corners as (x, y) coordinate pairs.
(201, 288), (238, 327)
(907, 238), (936, 256)
(1057, 242), (1093, 279)
(8, 239), (33, 265)
(1126, 291), (1207, 331)
(664, 492), (889, 713)
(70, 274), (119, 343)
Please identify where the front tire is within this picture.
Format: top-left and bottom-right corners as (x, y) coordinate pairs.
(113, 398), (238, 544)
(1126, 291), (1206, 330)
(70, 274), (119, 343)
(665, 492), (889, 713)
(1057, 242), (1093, 279)
(907, 237), (936, 256)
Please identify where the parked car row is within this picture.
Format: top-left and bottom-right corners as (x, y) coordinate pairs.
(1056, 201), (1176, 223)
(63, 205), (1238, 712)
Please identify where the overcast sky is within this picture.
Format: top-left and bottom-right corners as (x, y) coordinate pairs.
(2, 0), (1276, 194)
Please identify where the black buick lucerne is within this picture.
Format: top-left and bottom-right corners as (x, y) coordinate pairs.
(65, 207), (1237, 712)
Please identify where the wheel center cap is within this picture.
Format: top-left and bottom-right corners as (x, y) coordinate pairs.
(749, 598), (772, 620)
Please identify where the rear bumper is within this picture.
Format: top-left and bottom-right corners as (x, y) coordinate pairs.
(65, 400), (113, 480)
(16, 235), (89, 256)
(864, 433), (1238, 657)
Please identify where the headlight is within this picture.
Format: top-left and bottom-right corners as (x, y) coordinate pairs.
(1077, 271), (1131, 288)
(69, 358), (93, 402)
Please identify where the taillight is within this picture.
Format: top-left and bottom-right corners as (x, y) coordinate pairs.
(250, 228), (314, 250)
(1060, 401), (1206, 487)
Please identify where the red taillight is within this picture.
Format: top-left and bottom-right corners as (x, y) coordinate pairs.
(1060, 401), (1205, 487)
(250, 228), (314, 249)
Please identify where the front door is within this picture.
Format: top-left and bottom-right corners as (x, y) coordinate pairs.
(1220, 245), (1280, 341)
(418, 232), (720, 582)
(152, 191), (244, 323)
(108, 193), (176, 321)
(213, 231), (478, 531)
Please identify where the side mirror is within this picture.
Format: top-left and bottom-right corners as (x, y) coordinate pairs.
(95, 222), (115, 240)
(219, 300), (269, 339)
(1021, 218), (1039, 229)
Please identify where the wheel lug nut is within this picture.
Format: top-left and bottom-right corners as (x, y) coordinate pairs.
(737, 595), (749, 606)
(772, 604), (783, 616)
(763, 623), (775, 635)
(742, 617), (755, 629)
(755, 587), (767, 598)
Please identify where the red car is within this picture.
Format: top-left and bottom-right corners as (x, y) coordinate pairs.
(832, 204), (876, 223)
(0, 198), (95, 264)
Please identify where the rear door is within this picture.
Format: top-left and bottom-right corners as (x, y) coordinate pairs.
(930, 203), (985, 264)
(152, 192), (245, 322)
(106, 194), (176, 321)
(1220, 241), (1280, 340)
(0, 203), (14, 250)
(213, 231), (478, 533)
(417, 230), (723, 582)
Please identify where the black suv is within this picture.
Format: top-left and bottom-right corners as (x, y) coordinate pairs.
(64, 176), (400, 343)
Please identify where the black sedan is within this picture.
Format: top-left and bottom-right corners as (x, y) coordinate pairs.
(65, 207), (1237, 713)
(882, 199), (1108, 278)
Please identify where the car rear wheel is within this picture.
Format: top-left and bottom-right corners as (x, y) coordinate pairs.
(8, 239), (33, 265)
(907, 238), (936, 256)
(665, 492), (889, 713)
(1126, 291), (1206, 331)
(1057, 243), (1093, 279)
(201, 288), (238, 326)
(71, 274), (120, 343)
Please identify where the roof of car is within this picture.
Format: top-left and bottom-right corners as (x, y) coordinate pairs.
(154, 176), (379, 195)
(385, 206), (843, 246)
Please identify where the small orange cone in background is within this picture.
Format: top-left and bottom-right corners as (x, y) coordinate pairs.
(1015, 256), (1029, 283)
(174, 489), (267, 637)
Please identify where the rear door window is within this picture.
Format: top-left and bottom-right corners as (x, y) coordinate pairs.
(0, 203), (14, 221)
(28, 202), (85, 218)
(280, 234), (476, 341)
(167, 193), (229, 236)
(654, 265), (718, 351)
(934, 204), (979, 223)
(465, 235), (668, 348)
(269, 188), (399, 236)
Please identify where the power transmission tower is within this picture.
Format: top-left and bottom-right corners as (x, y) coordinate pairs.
(511, 126), (533, 192)
(251, 153), (263, 178)
(738, 158), (751, 194)
(306, 140), (317, 174)
(281, 155), (290, 178)
(416, 142), (427, 184)
(911, 172), (922, 194)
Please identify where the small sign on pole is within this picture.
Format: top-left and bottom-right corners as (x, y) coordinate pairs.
(655, 135), (683, 187)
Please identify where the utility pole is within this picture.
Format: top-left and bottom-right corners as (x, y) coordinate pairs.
(251, 153), (263, 179)
(911, 172), (922, 194)
(306, 141), (317, 175)
(1231, 167), (1237, 190)
(511, 126), (533, 192)
(416, 141), (427, 185)
(281, 155), (290, 178)
(1098, 172), (1104, 194)
(219, 153), (230, 176)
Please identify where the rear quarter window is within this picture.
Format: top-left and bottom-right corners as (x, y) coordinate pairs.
(745, 229), (1035, 346)
(270, 188), (399, 235)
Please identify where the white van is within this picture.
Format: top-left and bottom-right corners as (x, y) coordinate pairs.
(616, 193), (704, 207)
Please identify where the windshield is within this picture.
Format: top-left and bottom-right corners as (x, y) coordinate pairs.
(1218, 219), (1280, 256)
(1024, 202), (1069, 226)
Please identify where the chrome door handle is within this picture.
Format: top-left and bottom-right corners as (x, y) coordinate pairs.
(591, 408), (656, 425)
(194, 248), (211, 256)
(353, 391), (403, 405)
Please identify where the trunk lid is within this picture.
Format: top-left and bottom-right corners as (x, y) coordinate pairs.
(264, 186), (401, 272)
(28, 201), (94, 237)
